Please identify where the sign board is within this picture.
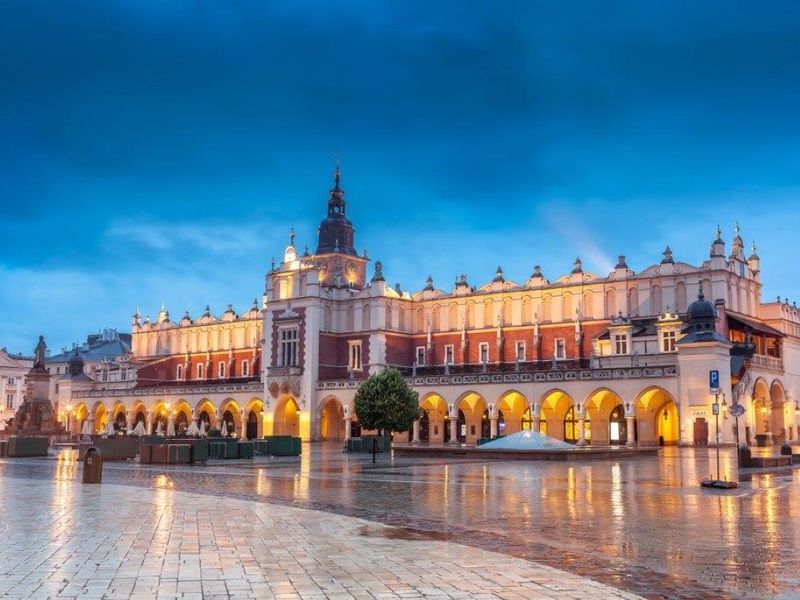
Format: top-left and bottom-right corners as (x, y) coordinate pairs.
(712, 402), (719, 416)
(709, 370), (720, 394)
(730, 403), (745, 418)
(460, 424), (467, 437)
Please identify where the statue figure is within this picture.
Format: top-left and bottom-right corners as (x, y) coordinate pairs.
(33, 335), (47, 370)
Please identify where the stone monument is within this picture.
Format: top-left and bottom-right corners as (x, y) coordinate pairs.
(14, 335), (60, 435)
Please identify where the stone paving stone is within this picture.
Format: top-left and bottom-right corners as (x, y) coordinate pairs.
(0, 474), (639, 600)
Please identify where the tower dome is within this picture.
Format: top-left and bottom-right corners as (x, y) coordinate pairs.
(686, 290), (717, 329)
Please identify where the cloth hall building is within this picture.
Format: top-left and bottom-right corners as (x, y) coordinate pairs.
(67, 168), (800, 449)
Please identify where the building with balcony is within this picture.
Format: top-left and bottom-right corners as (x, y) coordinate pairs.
(64, 166), (799, 448)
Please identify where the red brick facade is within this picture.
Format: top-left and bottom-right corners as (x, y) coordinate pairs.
(135, 348), (261, 387)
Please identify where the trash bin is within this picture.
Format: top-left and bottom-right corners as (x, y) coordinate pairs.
(82, 446), (103, 484)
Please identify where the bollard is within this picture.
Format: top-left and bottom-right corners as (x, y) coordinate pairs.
(82, 446), (103, 484)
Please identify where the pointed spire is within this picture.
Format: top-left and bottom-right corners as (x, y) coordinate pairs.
(252, 298), (259, 310)
(572, 257), (583, 274)
(289, 227), (295, 246)
(456, 273), (469, 288)
(493, 266), (504, 283)
(749, 241), (759, 259)
(203, 305), (211, 318)
(714, 225), (724, 244)
(661, 246), (674, 264)
(424, 275), (434, 291)
(327, 158), (346, 216)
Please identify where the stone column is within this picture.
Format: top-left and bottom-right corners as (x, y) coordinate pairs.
(412, 419), (420, 444)
(532, 415), (540, 433)
(490, 417), (498, 438)
(240, 409), (247, 440)
(344, 417), (352, 441)
(448, 416), (458, 445)
(626, 415), (636, 447)
(577, 413), (588, 447)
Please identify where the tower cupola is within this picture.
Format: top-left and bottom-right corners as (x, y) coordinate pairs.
(316, 162), (357, 256)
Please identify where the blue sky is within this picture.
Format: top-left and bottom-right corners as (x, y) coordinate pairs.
(2, 1), (800, 354)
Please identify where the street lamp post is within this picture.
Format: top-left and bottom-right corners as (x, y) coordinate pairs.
(702, 391), (737, 489)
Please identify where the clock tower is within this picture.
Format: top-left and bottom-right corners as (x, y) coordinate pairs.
(313, 163), (368, 288)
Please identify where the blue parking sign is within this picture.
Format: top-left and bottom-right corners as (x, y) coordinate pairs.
(709, 369), (720, 393)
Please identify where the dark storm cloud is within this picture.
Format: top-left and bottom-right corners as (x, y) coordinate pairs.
(1, 0), (800, 350)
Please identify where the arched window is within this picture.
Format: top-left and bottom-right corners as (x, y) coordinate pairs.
(362, 303), (371, 330)
(324, 305), (333, 331)
(582, 291), (593, 319)
(562, 293), (573, 321)
(483, 299), (494, 328)
(466, 302), (475, 328)
(385, 303), (393, 329)
(432, 305), (440, 331)
(542, 295), (552, 322)
(398, 306), (405, 330)
(650, 285), (662, 315)
(522, 297), (532, 324)
(676, 282), (687, 313)
(346, 305), (355, 330)
(503, 298), (512, 326)
(628, 287), (639, 316)
(448, 303), (458, 330)
(414, 307), (424, 333)
(605, 289), (616, 318)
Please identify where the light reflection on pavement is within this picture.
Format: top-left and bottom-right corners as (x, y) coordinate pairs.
(1, 444), (796, 599)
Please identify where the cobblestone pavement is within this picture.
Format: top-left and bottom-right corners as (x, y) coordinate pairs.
(0, 475), (640, 600)
(0, 445), (795, 599)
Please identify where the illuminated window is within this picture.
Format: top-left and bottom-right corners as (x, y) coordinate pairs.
(554, 338), (566, 360)
(564, 406), (590, 443)
(515, 341), (526, 361)
(279, 328), (299, 367)
(479, 342), (489, 363)
(444, 344), (454, 365)
(614, 334), (628, 355)
(348, 340), (363, 371)
(241, 360), (249, 377)
(416, 347), (425, 366)
(662, 330), (677, 352)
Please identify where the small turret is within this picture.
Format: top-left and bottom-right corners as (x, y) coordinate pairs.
(710, 225), (725, 258)
(493, 266), (504, 283)
(572, 257), (583, 274)
(661, 246), (674, 264)
(748, 241), (760, 275)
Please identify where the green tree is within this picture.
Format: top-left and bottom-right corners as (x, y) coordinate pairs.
(354, 367), (420, 435)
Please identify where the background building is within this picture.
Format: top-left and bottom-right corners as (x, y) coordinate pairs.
(0, 349), (33, 430)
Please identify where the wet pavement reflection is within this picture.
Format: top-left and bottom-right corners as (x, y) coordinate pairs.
(1, 444), (796, 599)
